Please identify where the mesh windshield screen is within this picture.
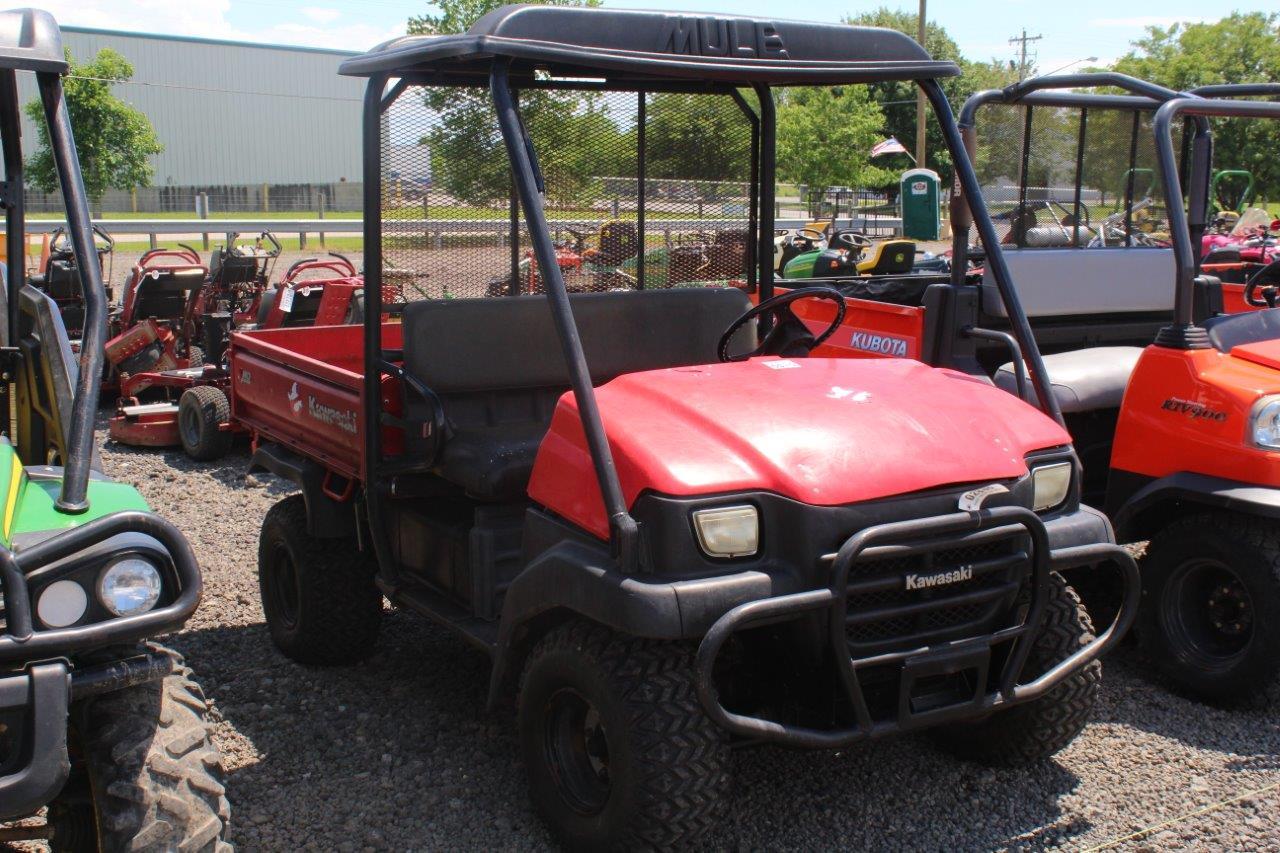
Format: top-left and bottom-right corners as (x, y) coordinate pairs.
(380, 84), (756, 300)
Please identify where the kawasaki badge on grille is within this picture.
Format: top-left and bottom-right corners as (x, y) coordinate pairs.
(905, 566), (975, 591)
(958, 483), (1009, 512)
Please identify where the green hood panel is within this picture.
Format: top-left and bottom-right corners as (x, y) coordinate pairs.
(0, 443), (151, 546)
(782, 250), (819, 279)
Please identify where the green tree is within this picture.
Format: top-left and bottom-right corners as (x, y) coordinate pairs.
(845, 9), (1018, 184)
(643, 93), (751, 182)
(1111, 13), (1280, 200)
(411, 0), (623, 208)
(775, 86), (894, 189)
(24, 48), (162, 203)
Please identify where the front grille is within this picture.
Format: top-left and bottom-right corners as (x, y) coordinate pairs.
(844, 538), (1027, 652)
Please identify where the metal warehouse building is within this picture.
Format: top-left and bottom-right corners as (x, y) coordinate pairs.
(18, 27), (367, 209)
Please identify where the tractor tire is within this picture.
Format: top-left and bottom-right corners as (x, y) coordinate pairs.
(1138, 512), (1280, 703)
(930, 573), (1100, 765)
(47, 645), (230, 852)
(258, 494), (382, 665)
(178, 385), (233, 461)
(186, 345), (205, 368)
(517, 620), (729, 850)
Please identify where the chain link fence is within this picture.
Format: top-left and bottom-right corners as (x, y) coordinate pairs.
(380, 85), (756, 300)
(24, 182), (366, 215)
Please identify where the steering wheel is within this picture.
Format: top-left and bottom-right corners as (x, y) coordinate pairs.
(835, 231), (873, 251)
(1244, 259), (1280, 308)
(789, 227), (825, 251)
(717, 288), (846, 362)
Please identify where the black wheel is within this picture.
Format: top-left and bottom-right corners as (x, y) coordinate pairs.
(517, 621), (729, 850)
(47, 645), (230, 852)
(258, 494), (382, 665)
(186, 345), (205, 368)
(930, 573), (1101, 765)
(178, 385), (233, 461)
(1138, 512), (1280, 703)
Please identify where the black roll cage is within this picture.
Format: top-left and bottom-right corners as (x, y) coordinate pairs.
(357, 48), (1069, 568)
(0, 64), (106, 512)
(955, 73), (1280, 350)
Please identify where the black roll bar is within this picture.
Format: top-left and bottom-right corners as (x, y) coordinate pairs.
(0, 71), (21, 354)
(490, 60), (640, 568)
(34, 72), (107, 513)
(924, 79), (1066, 427)
(1154, 98), (1280, 340)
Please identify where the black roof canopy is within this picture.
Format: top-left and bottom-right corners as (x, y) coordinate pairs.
(0, 8), (66, 74)
(340, 5), (958, 85)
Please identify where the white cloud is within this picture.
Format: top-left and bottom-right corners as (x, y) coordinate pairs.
(35, 0), (402, 51)
(1089, 15), (1210, 29)
(301, 7), (342, 24)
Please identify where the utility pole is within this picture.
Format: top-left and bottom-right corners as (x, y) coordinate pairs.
(1009, 29), (1042, 80)
(915, 0), (927, 169)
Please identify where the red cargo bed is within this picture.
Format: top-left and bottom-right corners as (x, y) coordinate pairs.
(228, 323), (404, 480)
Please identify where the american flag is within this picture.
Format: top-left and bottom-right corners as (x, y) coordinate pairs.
(870, 136), (909, 158)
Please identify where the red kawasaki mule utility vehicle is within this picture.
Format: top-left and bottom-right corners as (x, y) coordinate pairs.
(230, 9), (1137, 847)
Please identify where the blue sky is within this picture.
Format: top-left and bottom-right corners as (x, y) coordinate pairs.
(45, 1), (1278, 71)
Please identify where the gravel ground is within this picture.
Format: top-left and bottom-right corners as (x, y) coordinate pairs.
(44, 429), (1271, 852)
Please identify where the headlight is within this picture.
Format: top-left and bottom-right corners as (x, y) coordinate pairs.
(1031, 462), (1072, 512)
(97, 557), (163, 617)
(1252, 397), (1280, 450)
(692, 505), (759, 558)
(37, 579), (88, 628)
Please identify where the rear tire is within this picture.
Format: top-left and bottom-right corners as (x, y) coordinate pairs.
(178, 386), (233, 461)
(185, 345), (204, 368)
(517, 621), (729, 850)
(1138, 512), (1280, 703)
(48, 645), (231, 852)
(258, 494), (382, 665)
(930, 573), (1100, 765)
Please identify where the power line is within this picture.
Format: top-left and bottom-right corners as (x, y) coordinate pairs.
(1008, 29), (1043, 80)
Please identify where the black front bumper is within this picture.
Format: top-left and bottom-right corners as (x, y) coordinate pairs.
(0, 511), (200, 820)
(693, 505), (1139, 748)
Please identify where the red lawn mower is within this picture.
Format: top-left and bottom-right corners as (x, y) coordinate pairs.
(103, 244), (207, 394)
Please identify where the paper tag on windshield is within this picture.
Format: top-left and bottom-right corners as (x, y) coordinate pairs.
(958, 483), (1009, 512)
(279, 287), (295, 313)
(762, 359), (800, 370)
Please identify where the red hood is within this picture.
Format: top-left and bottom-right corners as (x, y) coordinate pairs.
(527, 357), (1071, 538)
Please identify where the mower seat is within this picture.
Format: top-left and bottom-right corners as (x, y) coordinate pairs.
(994, 346), (1143, 413)
(400, 287), (752, 501)
(132, 267), (203, 319)
(857, 240), (916, 275)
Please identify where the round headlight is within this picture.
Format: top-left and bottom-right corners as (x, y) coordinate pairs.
(1253, 397), (1280, 450)
(37, 579), (88, 628)
(97, 558), (163, 617)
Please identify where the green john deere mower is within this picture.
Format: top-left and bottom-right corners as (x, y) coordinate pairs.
(0, 10), (229, 850)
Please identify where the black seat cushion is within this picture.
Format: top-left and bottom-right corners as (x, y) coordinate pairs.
(401, 288), (752, 500)
(133, 267), (204, 320)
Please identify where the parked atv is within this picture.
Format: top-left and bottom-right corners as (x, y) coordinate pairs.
(0, 11), (228, 849)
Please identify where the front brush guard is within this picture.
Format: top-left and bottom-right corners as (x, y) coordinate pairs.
(694, 505), (1139, 748)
